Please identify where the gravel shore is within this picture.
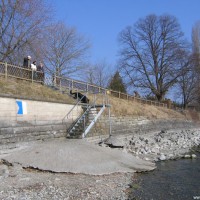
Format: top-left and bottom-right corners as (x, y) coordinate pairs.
(1, 128), (199, 199)
(0, 161), (133, 200)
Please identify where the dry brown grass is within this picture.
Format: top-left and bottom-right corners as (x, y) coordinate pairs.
(92, 94), (194, 120)
(0, 77), (75, 104)
(107, 96), (189, 120)
(0, 76), (198, 121)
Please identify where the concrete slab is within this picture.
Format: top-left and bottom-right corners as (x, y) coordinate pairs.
(0, 139), (155, 175)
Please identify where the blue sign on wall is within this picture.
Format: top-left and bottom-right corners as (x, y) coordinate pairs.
(16, 100), (27, 115)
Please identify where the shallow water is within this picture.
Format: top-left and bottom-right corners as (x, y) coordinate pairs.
(129, 151), (200, 200)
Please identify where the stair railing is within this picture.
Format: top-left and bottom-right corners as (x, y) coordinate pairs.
(62, 92), (88, 123)
(65, 91), (110, 138)
(66, 105), (92, 134)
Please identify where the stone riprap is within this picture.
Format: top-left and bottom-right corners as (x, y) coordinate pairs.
(101, 128), (200, 162)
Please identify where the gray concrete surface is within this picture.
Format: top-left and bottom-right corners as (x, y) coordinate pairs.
(0, 139), (155, 175)
(0, 96), (81, 127)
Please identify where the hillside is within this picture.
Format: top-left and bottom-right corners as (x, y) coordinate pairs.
(0, 76), (198, 121)
(0, 77), (75, 104)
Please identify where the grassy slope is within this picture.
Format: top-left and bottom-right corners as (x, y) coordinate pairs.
(0, 77), (75, 104)
(0, 76), (198, 121)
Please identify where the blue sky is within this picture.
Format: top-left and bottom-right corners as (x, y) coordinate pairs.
(49, 0), (200, 68)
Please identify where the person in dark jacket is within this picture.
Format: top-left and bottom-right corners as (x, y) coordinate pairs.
(70, 90), (89, 104)
(23, 56), (31, 68)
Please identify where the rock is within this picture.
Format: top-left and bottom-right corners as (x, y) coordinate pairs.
(144, 146), (149, 152)
(168, 154), (174, 159)
(184, 154), (191, 158)
(159, 154), (166, 161)
(191, 154), (197, 158)
(161, 130), (166, 134)
(144, 139), (148, 144)
(103, 136), (124, 148)
(139, 137), (144, 141)
(0, 165), (9, 179)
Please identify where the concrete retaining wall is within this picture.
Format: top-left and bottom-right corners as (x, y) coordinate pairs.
(0, 96), (82, 127)
(0, 97), (82, 148)
(87, 116), (199, 140)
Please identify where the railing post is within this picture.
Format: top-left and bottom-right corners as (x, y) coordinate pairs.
(31, 70), (33, 83)
(5, 62), (7, 80)
(119, 92), (121, 99)
(59, 77), (61, 91)
(71, 80), (74, 91)
(53, 74), (56, 87)
(86, 83), (88, 92)
(109, 107), (112, 137)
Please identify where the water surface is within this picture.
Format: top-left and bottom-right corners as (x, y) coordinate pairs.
(129, 151), (200, 200)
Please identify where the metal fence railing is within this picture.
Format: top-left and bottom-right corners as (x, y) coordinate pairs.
(0, 62), (168, 108)
(0, 62), (44, 83)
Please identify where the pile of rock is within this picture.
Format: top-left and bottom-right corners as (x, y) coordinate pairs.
(101, 129), (200, 162)
(123, 129), (200, 161)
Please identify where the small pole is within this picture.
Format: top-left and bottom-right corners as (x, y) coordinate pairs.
(31, 70), (33, 83)
(109, 107), (111, 137)
(59, 77), (61, 91)
(86, 83), (88, 92)
(5, 62), (7, 80)
(71, 80), (74, 91)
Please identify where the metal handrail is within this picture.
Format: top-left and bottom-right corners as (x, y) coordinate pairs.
(62, 92), (88, 123)
(67, 91), (108, 136)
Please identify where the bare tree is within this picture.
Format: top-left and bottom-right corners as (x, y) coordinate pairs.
(0, 0), (50, 64)
(192, 22), (200, 57)
(176, 58), (198, 108)
(86, 60), (112, 88)
(191, 22), (200, 109)
(118, 14), (189, 101)
(43, 22), (90, 78)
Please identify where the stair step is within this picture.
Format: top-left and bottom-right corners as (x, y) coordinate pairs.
(67, 104), (106, 139)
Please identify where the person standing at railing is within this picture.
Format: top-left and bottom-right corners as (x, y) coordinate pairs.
(31, 61), (37, 80)
(37, 62), (45, 84)
(134, 91), (140, 98)
(23, 56), (32, 79)
(23, 56), (31, 68)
